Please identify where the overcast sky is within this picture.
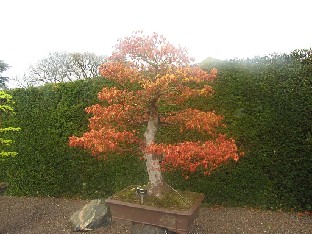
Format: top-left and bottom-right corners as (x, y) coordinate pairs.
(1, 0), (312, 87)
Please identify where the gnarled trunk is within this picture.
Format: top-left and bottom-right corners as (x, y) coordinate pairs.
(144, 101), (166, 197)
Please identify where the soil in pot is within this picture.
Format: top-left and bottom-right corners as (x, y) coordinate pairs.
(110, 185), (203, 211)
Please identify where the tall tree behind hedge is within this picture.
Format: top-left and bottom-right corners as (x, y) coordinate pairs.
(23, 52), (106, 87)
(0, 60), (9, 89)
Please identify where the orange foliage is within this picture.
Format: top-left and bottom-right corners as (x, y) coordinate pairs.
(69, 31), (243, 176)
(163, 109), (223, 135)
(69, 128), (137, 156)
(99, 62), (143, 84)
(147, 135), (241, 176)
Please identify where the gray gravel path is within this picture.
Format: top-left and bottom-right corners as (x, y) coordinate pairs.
(0, 196), (311, 234)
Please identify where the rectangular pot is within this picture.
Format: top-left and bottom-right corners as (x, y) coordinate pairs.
(105, 192), (204, 234)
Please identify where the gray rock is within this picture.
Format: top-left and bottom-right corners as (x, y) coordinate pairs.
(70, 199), (111, 231)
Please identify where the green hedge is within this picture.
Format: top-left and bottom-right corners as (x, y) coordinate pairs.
(1, 78), (147, 198)
(0, 50), (311, 211)
(193, 50), (312, 210)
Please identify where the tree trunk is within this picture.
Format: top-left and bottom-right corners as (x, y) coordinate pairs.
(144, 102), (165, 197)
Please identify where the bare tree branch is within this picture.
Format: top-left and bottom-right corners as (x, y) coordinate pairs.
(23, 52), (106, 87)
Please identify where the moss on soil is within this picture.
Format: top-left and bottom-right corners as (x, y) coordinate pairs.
(110, 185), (202, 211)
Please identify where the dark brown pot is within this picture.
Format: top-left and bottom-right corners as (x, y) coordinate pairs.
(105, 192), (204, 234)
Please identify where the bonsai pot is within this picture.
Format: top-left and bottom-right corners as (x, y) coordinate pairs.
(105, 188), (204, 234)
(0, 182), (8, 195)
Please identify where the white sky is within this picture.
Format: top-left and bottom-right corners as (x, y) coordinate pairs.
(1, 0), (312, 87)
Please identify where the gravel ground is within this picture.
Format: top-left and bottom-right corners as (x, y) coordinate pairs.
(0, 196), (311, 234)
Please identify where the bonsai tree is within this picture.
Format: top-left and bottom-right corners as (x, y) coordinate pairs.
(69, 32), (242, 197)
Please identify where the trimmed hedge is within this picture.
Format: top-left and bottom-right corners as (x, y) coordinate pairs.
(0, 50), (311, 211)
(1, 78), (147, 198)
(194, 51), (312, 210)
